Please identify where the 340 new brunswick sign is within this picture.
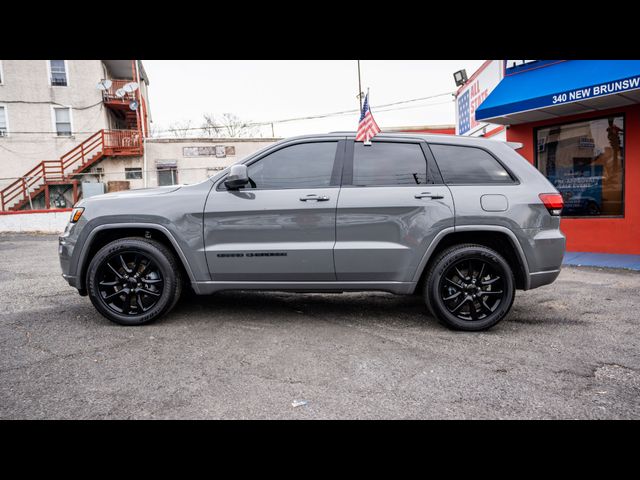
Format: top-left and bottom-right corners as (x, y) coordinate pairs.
(550, 76), (640, 106)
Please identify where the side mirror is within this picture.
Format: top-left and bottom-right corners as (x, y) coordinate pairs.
(224, 164), (249, 190)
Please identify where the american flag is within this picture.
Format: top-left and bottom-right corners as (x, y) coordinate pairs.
(356, 93), (381, 143)
(458, 89), (471, 135)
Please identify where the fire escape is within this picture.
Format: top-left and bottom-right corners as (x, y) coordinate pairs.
(0, 67), (148, 212)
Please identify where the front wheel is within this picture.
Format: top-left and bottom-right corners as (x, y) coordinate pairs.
(86, 237), (182, 326)
(424, 244), (515, 331)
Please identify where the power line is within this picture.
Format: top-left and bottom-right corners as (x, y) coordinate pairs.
(0, 100), (103, 110)
(148, 93), (455, 135)
(0, 91), (455, 136)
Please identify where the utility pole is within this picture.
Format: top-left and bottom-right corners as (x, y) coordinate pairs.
(357, 60), (363, 112)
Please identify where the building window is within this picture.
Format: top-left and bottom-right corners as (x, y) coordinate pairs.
(0, 106), (7, 136)
(53, 107), (72, 136)
(536, 115), (624, 217)
(157, 166), (178, 186)
(125, 167), (143, 180)
(49, 60), (68, 86)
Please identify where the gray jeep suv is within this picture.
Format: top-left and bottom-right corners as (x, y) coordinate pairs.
(59, 133), (566, 331)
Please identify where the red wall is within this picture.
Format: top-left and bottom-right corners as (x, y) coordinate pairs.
(507, 104), (640, 254)
(396, 127), (455, 135)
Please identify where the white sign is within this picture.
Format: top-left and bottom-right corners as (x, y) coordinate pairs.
(456, 60), (504, 137)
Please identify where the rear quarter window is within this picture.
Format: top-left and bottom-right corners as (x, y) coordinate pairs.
(429, 144), (515, 184)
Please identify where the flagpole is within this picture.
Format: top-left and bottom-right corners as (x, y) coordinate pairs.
(357, 60), (363, 111)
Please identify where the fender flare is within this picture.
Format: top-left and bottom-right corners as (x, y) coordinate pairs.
(75, 222), (198, 290)
(411, 225), (531, 290)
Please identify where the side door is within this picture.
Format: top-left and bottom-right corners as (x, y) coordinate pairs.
(204, 139), (344, 282)
(334, 139), (454, 282)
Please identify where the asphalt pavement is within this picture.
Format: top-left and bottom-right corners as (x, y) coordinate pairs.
(0, 233), (638, 419)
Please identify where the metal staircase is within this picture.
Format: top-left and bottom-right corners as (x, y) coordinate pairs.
(0, 129), (141, 211)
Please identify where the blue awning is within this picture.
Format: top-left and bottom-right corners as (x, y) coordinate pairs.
(475, 60), (640, 125)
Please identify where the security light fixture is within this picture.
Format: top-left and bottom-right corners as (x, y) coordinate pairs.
(453, 69), (468, 87)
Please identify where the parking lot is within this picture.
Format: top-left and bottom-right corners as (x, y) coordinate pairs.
(0, 233), (639, 419)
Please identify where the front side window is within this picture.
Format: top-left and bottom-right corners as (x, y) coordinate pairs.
(536, 115), (624, 217)
(50, 60), (67, 86)
(54, 107), (72, 136)
(0, 106), (7, 136)
(352, 142), (428, 186)
(244, 141), (337, 189)
(429, 144), (514, 184)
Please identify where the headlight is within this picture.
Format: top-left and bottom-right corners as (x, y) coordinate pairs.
(69, 207), (85, 223)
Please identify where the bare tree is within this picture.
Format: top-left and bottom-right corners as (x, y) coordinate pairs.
(165, 119), (195, 138)
(201, 113), (258, 138)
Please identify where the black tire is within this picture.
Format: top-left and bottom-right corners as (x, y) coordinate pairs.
(86, 237), (182, 326)
(424, 243), (515, 331)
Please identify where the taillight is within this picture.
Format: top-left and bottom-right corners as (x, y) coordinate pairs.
(539, 193), (564, 216)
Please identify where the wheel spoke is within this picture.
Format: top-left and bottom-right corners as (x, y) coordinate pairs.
(443, 291), (461, 301)
(480, 290), (503, 296)
(480, 298), (493, 313)
(469, 300), (479, 320)
(450, 296), (469, 313)
(138, 287), (161, 297)
(119, 254), (132, 274)
(139, 260), (152, 276)
(454, 266), (466, 280)
(106, 262), (123, 279)
(477, 262), (485, 281)
(136, 292), (146, 312)
(99, 280), (119, 287)
(104, 287), (127, 301)
(482, 276), (501, 285)
(142, 278), (163, 284)
(445, 277), (464, 289)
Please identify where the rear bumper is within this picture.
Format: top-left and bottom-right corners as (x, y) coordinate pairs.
(528, 268), (561, 289)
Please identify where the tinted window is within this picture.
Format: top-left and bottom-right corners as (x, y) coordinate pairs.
(245, 142), (337, 189)
(430, 144), (514, 184)
(353, 142), (427, 186)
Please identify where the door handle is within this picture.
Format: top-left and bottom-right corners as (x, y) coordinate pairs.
(415, 192), (444, 199)
(300, 194), (330, 202)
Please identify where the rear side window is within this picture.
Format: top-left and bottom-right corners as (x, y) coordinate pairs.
(245, 141), (338, 189)
(429, 144), (514, 184)
(352, 142), (427, 186)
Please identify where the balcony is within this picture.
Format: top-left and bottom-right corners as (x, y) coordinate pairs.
(101, 79), (138, 106)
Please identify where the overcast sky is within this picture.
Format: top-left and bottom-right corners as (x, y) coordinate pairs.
(143, 60), (485, 138)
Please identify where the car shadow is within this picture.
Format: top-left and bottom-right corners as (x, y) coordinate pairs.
(169, 289), (436, 327)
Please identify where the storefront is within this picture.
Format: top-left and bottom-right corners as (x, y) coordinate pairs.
(472, 60), (640, 255)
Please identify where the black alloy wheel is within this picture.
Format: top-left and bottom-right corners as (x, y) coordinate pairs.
(424, 243), (515, 331)
(87, 237), (182, 325)
(440, 258), (505, 321)
(96, 250), (164, 315)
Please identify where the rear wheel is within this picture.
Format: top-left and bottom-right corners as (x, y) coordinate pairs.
(87, 237), (182, 326)
(424, 244), (515, 331)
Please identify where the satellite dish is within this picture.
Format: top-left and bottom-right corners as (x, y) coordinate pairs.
(129, 100), (139, 111)
(96, 79), (112, 91)
(123, 82), (140, 93)
(115, 88), (126, 98)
